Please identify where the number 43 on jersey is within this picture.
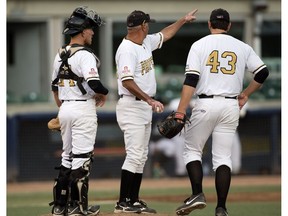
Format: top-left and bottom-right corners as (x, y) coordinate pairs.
(206, 50), (237, 75)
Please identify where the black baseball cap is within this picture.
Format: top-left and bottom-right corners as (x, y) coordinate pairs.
(127, 10), (156, 27)
(210, 8), (230, 22)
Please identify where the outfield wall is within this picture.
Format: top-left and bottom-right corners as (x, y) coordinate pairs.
(7, 107), (281, 182)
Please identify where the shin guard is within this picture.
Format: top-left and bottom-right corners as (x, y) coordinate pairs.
(69, 157), (92, 214)
(50, 165), (71, 207)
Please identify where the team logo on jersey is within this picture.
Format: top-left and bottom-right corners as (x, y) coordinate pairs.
(122, 66), (131, 75)
(140, 56), (154, 75)
(89, 68), (97, 75)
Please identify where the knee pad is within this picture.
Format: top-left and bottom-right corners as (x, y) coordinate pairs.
(69, 156), (93, 213)
(50, 165), (71, 207)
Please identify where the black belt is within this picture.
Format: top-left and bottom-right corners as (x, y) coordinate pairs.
(120, 95), (154, 101)
(62, 99), (87, 102)
(198, 94), (237, 99)
(71, 151), (94, 158)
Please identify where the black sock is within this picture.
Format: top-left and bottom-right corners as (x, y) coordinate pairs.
(119, 169), (135, 203)
(130, 173), (143, 203)
(186, 161), (203, 195)
(215, 165), (231, 210)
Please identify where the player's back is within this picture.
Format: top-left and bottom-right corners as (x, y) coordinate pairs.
(188, 34), (263, 96)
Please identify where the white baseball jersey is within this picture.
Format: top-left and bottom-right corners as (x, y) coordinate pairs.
(183, 33), (267, 172)
(51, 45), (101, 169)
(115, 32), (164, 173)
(185, 34), (266, 97)
(116, 32), (164, 97)
(51, 45), (101, 100)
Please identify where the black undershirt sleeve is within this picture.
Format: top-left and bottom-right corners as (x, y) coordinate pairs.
(88, 80), (109, 95)
(183, 74), (199, 88)
(254, 67), (269, 84)
(51, 85), (58, 92)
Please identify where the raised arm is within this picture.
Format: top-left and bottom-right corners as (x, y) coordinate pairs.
(161, 9), (198, 42)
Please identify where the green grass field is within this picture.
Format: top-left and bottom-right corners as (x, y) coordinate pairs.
(7, 181), (281, 216)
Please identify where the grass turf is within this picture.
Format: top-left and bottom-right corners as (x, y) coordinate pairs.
(7, 185), (281, 216)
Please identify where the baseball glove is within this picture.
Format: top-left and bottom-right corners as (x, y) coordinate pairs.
(157, 111), (189, 139)
(47, 117), (61, 131)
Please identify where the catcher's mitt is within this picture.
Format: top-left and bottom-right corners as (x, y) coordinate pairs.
(157, 111), (188, 139)
(47, 117), (61, 131)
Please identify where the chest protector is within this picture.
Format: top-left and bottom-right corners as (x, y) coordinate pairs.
(52, 44), (98, 95)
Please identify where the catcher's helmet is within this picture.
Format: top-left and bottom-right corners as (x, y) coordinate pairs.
(63, 6), (104, 35)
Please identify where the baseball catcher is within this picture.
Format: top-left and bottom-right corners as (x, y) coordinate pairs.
(157, 111), (189, 139)
(49, 5), (108, 216)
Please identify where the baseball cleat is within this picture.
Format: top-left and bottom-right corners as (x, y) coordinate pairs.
(215, 207), (228, 216)
(175, 193), (206, 215)
(133, 200), (157, 214)
(67, 204), (81, 216)
(114, 201), (141, 213)
(52, 205), (66, 216)
(87, 205), (101, 216)
(67, 204), (100, 216)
